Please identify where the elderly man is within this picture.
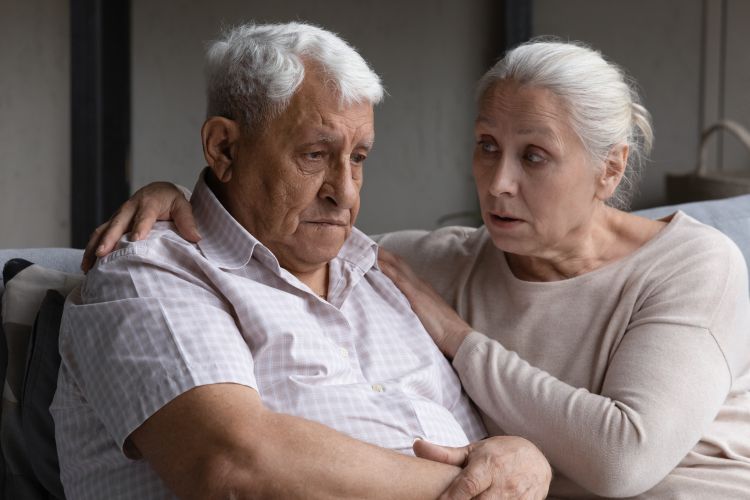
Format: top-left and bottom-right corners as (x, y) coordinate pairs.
(55, 22), (550, 499)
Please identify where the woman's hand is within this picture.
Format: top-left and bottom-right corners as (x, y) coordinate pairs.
(378, 247), (472, 358)
(81, 182), (199, 272)
(414, 436), (552, 500)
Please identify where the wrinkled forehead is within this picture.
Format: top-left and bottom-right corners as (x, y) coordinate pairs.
(284, 80), (376, 145)
(475, 81), (574, 137)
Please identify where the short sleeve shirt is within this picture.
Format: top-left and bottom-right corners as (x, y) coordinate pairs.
(51, 170), (486, 499)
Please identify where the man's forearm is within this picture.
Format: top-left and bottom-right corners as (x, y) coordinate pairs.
(133, 384), (461, 499)
(240, 410), (462, 499)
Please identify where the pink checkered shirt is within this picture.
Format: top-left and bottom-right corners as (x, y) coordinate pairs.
(52, 171), (486, 499)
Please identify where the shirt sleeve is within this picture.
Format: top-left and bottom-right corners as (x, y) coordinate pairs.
(59, 238), (257, 455)
(452, 233), (747, 498)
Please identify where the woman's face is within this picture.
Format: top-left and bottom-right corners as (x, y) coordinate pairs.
(473, 81), (607, 258)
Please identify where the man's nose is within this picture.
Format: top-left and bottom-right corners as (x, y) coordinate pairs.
(320, 157), (359, 208)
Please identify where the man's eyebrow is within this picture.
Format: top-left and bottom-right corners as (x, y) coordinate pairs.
(299, 135), (374, 150)
(299, 135), (336, 148)
(357, 138), (375, 150)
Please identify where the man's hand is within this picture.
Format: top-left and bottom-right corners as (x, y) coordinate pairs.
(81, 182), (199, 272)
(414, 436), (552, 500)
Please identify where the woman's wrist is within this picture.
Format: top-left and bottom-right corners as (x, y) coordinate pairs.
(442, 328), (472, 359)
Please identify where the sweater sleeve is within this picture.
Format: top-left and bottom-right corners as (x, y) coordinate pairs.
(452, 234), (746, 498)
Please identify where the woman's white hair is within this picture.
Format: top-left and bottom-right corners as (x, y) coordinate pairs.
(205, 22), (384, 135)
(477, 38), (654, 210)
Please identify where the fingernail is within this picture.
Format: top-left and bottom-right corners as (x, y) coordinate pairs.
(96, 245), (105, 255)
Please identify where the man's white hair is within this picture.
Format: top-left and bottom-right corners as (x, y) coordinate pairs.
(206, 22), (384, 135)
(478, 39), (654, 210)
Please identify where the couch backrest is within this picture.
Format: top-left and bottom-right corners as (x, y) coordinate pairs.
(633, 194), (750, 268)
(2, 194), (750, 293)
(0, 249), (83, 297)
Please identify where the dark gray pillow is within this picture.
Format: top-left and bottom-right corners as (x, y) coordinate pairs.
(21, 290), (66, 499)
(1, 261), (82, 500)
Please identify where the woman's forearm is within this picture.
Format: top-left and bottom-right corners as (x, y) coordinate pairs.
(453, 327), (730, 497)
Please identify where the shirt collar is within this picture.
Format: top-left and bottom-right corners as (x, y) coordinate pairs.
(191, 168), (379, 274)
(192, 169), (259, 270)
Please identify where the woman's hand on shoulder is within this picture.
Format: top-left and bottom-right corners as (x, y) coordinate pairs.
(378, 247), (472, 358)
(81, 182), (200, 272)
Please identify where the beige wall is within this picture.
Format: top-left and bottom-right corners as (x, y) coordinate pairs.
(722, 0), (750, 172)
(0, 0), (70, 247)
(534, 0), (750, 209)
(131, 0), (497, 234)
(4, 1), (749, 247)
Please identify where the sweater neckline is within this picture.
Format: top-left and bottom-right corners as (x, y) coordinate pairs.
(492, 211), (685, 288)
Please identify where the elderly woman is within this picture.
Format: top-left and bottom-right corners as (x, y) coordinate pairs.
(87, 40), (750, 498)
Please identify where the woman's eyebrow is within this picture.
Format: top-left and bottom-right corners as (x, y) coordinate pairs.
(516, 126), (556, 136)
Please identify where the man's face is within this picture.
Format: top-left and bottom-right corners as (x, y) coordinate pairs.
(222, 70), (375, 275)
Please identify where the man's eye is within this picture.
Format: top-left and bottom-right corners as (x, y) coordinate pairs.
(305, 151), (325, 161)
(351, 153), (367, 164)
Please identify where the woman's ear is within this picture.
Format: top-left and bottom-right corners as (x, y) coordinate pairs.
(201, 117), (241, 183)
(596, 144), (629, 200)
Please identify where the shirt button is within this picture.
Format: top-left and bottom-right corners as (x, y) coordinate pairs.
(339, 347), (349, 358)
(371, 384), (385, 393)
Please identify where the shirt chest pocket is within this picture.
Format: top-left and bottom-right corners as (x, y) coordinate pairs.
(251, 330), (357, 389)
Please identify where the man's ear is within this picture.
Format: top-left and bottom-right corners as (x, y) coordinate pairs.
(596, 143), (629, 200)
(201, 117), (241, 183)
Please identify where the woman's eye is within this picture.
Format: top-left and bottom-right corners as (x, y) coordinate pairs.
(477, 140), (498, 153)
(524, 151), (546, 164)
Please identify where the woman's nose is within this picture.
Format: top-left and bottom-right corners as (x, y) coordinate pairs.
(487, 160), (518, 197)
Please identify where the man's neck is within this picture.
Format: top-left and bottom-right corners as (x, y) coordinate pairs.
(293, 264), (329, 299)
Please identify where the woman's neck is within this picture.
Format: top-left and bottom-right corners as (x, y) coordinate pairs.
(506, 206), (666, 282)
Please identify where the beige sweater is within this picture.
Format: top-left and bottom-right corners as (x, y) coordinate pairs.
(378, 211), (750, 499)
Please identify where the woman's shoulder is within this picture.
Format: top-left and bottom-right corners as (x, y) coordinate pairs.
(653, 211), (745, 265)
(633, 211), (750, 357)
(375, 225), (490, 265)
(671, 212), (750, 374)
(374, 226), (493, 300)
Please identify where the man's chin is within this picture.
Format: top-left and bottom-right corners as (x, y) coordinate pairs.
(281, 232), (346, 265)
(300, 240), (346, 264)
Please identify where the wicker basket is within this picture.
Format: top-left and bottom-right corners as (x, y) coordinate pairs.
(666, 120), (750, 204)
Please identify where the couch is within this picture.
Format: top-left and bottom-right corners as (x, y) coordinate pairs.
(2, 194), (750, 499)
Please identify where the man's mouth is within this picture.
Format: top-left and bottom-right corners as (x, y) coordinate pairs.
(304, 219), (348, 226)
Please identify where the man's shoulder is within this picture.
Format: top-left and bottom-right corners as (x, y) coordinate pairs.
(81, 222), (209, 304)
(97, 222), (201, 268)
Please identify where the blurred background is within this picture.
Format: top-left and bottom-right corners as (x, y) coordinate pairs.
(1, 0), (749, 248)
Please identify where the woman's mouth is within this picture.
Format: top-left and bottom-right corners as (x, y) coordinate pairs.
(488, 213), (522, 227)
